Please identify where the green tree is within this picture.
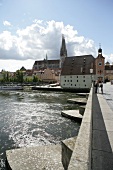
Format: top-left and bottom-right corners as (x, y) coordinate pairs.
(1, 71), (9, 83)
(15, 70), (23, 83)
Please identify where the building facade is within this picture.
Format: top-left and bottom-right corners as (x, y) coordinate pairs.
(104, 62), (113, 81)
(32, 35), (67, 71)
(60, 47), (105, 91)
(60, 55), (96, 90)
(32, 35), (67, 83)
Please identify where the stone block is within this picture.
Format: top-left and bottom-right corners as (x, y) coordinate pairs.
(61, 137), (76, 170)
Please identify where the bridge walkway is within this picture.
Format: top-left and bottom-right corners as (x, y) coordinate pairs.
(92, 82), (113, 170)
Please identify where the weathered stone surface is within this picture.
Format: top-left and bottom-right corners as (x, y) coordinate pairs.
(67, 98), (87, 105)
(79, 105), (85, 115)
(76, 93), (89, 97)
(61, 137), (77, 170)
(61, 110), (82, 122)
(68, 87), (93, 170)
(6, 144), (64, 170)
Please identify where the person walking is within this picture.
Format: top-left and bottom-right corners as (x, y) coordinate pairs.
(100, 81), (103, 94)
(95, 80), (99, 93)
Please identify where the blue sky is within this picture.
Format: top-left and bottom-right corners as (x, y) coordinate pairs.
(0, 0), (113, 71)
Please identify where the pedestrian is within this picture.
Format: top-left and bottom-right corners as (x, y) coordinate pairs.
(95, 80), (99, 93)
(100, 81), (103, 94)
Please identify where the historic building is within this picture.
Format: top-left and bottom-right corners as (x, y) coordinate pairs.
(104, 61), (113, 81)
(32, 35), (67, 83)
(95, 47), (105, 82)
(60, 55), (96, 91)
(36, 68), (57, 83)
(60, 46), (105, 91)
(32, 35), (67, 71)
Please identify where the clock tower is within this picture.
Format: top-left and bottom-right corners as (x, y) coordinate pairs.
(95, 45), (105, 82)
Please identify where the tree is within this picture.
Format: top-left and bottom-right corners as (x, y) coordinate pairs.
(1, 71), (9, 83)
(15, 70), (24, 83)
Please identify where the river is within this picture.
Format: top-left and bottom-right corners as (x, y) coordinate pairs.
(0, 90), (80, 169)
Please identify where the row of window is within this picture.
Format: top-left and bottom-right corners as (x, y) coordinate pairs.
(34, 64), (59, 69)
(64, 76), (86, 78)
(63, 84), (87, 87)
(64, 80), (86, 82)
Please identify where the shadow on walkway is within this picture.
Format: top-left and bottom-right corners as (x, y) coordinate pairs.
(92, 93), (113, 170)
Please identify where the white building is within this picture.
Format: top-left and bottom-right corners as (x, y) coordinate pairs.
(60, 47), (105, 92)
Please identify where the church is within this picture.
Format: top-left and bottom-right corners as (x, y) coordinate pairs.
(32, 34), (67, 71)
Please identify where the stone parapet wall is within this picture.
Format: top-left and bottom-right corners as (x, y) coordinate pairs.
(68, 86), (93, 170)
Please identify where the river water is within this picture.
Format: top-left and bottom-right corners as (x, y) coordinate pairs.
(0, 90), (80, 169)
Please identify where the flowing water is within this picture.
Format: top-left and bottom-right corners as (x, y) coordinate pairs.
(0, 90), (80, 169)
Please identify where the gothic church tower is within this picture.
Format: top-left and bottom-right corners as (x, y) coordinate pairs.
(60, 35), (67, 68)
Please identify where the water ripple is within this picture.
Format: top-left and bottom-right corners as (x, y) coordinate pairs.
(0, 90), (80, 169)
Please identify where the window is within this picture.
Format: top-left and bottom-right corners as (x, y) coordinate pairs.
(77, 80), (78, 82)
(65, 80), (66, 82)
(70, 80), (72, 82)
(83, 80), (85, 82)
(71, 84), (72, 86)
(75, 84), (76, 86)
(98, 62), (102, 66)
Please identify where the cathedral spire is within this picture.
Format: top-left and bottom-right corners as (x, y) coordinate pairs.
(60, 34), (67, 68)
(60, 34), (67, 57)
(46, 53), (48, 61)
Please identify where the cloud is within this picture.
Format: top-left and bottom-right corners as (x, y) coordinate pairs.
(107, 54), (113, 64)
(0, 20), (97, 62)
(0, 59), (34, 72)
(3, 20), (12, 26)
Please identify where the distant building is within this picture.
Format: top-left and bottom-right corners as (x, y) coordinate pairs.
(32, 35), (67, 71)
(60, 55), (96, 90)
(60, 47), (105, 91)
(36, 68), (57, 83)
(104, 62), (113, 81)
(95, 47), (105, 82)
(32, 35), (67, 83)
(33, 58), (60, 70)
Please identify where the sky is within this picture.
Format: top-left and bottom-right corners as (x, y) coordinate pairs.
(0, 0), (113, 71)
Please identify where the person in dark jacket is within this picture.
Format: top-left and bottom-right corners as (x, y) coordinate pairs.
(100, 81), (103, 94)
(95, 80), (99, 93)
